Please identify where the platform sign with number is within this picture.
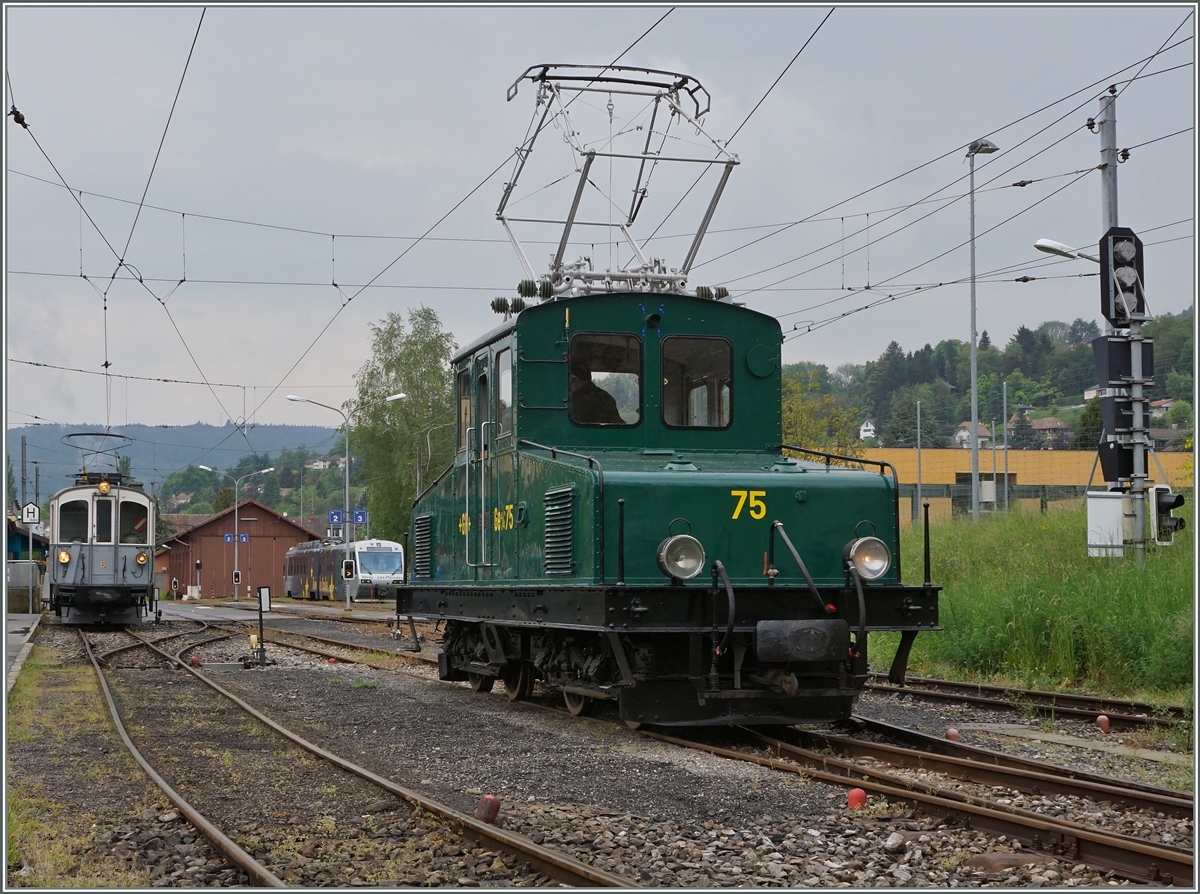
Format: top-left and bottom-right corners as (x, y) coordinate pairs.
(328, 509), (343, 526)
(224, 533), (234, 543)
(239, 533), (250, 543)
(352, 509), (368, 525)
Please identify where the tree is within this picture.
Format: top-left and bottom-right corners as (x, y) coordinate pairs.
(1163, 400), (1193, 430)
(118, 454), (133, 480)
(352, 306), (457, 541)
(978, 330), (991, 350)
(212, 486), (235, 513)
(782, 369), (861, 454)
(881, 385), (945, 447)
(1035, 320), (1070, 347)
(1067, 317), (1101, 345)
(1010, 412), (1042, 450)
(6, 453), (17, 512)
(1070, 399), (1103, 451)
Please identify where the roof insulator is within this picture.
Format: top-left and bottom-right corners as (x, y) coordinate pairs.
(518, 279), (538, 298)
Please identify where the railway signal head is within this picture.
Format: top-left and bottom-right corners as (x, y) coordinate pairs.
(233, 570), (241, 585)
(1151, 484), (1185, 546)
(342, 559), (356, 580)
(1098, 226), (1145, 327)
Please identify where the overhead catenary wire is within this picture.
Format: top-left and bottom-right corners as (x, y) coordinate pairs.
(244, 6), (677, 426)
(692, 37), (1194, 274)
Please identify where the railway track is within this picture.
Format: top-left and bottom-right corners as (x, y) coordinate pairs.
(646, 724), (1192, 886)
(191, 619), (1194, 885)
(867, 674), (1191, 730)
(82, 626), (635, 887)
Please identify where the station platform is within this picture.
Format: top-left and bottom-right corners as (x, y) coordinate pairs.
(6, 613), (42, 694)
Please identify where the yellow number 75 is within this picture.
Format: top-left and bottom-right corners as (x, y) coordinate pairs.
(730, 490), (767, 520)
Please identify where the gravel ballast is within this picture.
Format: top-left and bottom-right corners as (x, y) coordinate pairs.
(7, 618), (1191, 887)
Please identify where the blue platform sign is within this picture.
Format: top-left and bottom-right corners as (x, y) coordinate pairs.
(239, 533), (250, 543)
(224, 533), (234, 543)
(352, 509), (368, 525)
(328, 509), (343, 525)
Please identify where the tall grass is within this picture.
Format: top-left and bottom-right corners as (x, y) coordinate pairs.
(890, 496), (1194, 700)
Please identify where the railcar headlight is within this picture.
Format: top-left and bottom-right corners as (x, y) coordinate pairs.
(844, 536), (891, 581)
(656, 534), (706, 580)
(98, 481), (111, 494)
(58, 549), (71, 564)
(136, 551), (149, 565)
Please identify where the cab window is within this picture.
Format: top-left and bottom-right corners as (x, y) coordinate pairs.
(496, 349), (512, 435)
(59, 500), (88, 542)
(120, 501), (149, 544)
(568, 333), (642, 426)
(456, 369), (471, 451)
(661, 336), (732, 428)
(95, 498), (114, 543)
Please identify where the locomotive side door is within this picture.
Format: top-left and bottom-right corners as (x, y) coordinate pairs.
(469, 351), (495, 576)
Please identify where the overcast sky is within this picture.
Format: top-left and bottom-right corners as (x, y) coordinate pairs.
(4, 4), (1196, 440)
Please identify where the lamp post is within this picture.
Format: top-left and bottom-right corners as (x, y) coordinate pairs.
(966, 137), (999, 522)
(287, 393), (404, 610)
(198, 464), (274, 600)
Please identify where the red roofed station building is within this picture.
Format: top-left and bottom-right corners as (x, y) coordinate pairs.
(155, 500), (320, 601)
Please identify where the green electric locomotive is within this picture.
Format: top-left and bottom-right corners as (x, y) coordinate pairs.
(399, 65), (939, 726)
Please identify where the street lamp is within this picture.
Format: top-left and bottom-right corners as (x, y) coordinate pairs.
(287, 393), (404, 610)
(1034, 239), (1101, 265)
(198, 464), (274, 600)
(966, 137), (999, 522)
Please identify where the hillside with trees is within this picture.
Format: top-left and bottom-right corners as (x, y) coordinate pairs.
(783, 309), (1193, 450)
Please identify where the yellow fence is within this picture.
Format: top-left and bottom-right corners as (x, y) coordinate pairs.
(861, 449), (1195, 525)
(864, 448), (1194, 487)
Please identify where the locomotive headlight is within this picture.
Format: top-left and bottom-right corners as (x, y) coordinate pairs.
(58, 549), (71, 565)
(98, 481), (111, 494)
(656, 534), (706, 580)
(136, 551), (149, 565)
(843, 536), (891, 581)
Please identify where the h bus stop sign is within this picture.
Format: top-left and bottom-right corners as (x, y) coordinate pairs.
(21, 502), (39, 524)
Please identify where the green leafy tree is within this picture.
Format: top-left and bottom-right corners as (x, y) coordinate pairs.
(352, 306), (457, 541)
(212, 486), (235, 513)
(1067, 317), (1100, 344)
(1070, 398), (1103, 451)
(978, 330), (991, 350)
(782, 369), (861, 454)
(1163, 400), (1193, 430)
(1165, 369), (1194, 405)
(118, 454), (132, 480)
(881, 385), (945, 447)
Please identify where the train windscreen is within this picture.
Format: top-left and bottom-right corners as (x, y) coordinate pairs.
(59, 499), (88, 542)
(358, 550), (403, 574)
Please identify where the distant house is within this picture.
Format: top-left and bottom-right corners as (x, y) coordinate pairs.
(305, 459), (332, 471)
(167, 491), (193, 510)
(1083, 385), (1101, 401)
(954, 421), (990, 449)
(859, 419), (877, 441)
(1150, 398), (1175, 419)
(1030, 416), (1073, 450)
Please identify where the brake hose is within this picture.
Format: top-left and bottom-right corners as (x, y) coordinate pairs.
(712, 560), (736, 657)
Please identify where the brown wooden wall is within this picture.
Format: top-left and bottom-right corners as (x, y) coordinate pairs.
(155, 501), (318, 600)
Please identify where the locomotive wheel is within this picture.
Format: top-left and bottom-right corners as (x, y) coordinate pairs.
(468, 672), (494, 694)
(503, 660), (533, 702)
(563, 690), (591, 717)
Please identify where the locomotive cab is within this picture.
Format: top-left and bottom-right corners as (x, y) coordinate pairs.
(406, 291), (940, 725)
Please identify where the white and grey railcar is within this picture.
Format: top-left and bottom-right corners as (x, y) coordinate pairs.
(48, 473), (156, 625)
